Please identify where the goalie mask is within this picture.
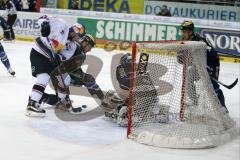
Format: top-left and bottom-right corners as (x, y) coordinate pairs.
(120, 53), (132, 65)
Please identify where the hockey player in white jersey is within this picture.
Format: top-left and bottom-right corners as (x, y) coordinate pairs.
(49, 24), (95, 113)
(39, 23), (87, 109)
(26, 15), (70, 117)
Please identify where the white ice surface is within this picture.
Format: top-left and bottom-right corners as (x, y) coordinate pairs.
(0, 41), (239, 160)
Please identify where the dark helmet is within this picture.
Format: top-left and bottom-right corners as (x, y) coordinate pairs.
(120, 53), (132, 65)
(180, 20), (194, 31)
(80, 34), (96, 47)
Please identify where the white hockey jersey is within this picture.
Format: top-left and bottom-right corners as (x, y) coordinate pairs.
(33, 16), (69, 59)
(60, 40), (79, 60)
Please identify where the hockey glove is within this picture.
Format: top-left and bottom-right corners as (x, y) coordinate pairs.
(41, 21), (50, 37)
(51, 54), (61, 68)
(207, 66), (215, 78)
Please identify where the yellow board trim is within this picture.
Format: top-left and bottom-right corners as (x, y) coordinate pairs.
(3, 36), (239, 64)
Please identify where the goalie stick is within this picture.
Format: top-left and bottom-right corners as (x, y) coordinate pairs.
(211, 77), (238, 89)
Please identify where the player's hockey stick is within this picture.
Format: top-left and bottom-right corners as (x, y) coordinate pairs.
(46, 38), (73, 103)
(211, 77), (238, 89)
(46, 37), (56, 63)
(47, 38), (83, 113)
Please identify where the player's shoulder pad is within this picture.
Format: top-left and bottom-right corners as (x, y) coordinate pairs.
(74, 43), (84, 55)
(193, 33), (211, 45)
(192, 33), (204, 41)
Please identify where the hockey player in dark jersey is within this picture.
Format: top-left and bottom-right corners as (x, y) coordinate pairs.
(0, 16), (15, 75)
(41, 43), (127, 117)
(102, 53), (168, 126)
(100, 53), (132, 126)
(179, 20), (228, 113)
(0, 16), (12, 40)
(40, 32), (105, 114)
(5, 0), (17, 40)
(54, 34), (105, 113)
(69, 34), (104, 101)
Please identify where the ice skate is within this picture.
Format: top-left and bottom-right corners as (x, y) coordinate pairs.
(8, 68), (15, 76)
(55, 96), (72, 111)
(26, 99), (46, 117)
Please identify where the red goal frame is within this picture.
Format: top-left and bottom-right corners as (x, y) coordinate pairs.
(127, 40), (187, 137)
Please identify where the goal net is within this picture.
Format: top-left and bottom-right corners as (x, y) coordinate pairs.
(127, 41), (239, 148)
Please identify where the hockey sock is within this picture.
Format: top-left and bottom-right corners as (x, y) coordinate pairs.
(0, 51), (11, 70)
(31, 73), (50, 103)
(87, 84), (104, 100)
(82, 74), (104, 100)
(58, 92), (67, 100)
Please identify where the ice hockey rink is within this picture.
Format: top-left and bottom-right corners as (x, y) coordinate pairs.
(0, 41), (239, 160)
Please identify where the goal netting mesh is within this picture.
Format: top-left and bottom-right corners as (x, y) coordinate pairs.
(127, 41), (239, 148)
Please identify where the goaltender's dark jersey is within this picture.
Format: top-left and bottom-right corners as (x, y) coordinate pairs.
(191, 33), (220, 71)
(116, 63), (131, 90)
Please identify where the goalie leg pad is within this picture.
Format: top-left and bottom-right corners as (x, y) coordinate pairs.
(152, 104), (170, 123)
(102, 91), (128, 125)
(101, 90), (125, 112)
(117, 106), (128, 127)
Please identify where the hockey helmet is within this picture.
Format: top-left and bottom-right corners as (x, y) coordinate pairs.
(180, 20), (194, 31)
(80, 34), (96, 47)
(70, 23), (86, 38)
(39, 15), (50, 21)
(120, 53), (132, 65)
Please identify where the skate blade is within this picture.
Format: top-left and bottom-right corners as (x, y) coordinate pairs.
(26, 110), (45, 117)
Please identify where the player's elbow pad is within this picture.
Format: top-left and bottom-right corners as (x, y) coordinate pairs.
(40, 21), (50, 37)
